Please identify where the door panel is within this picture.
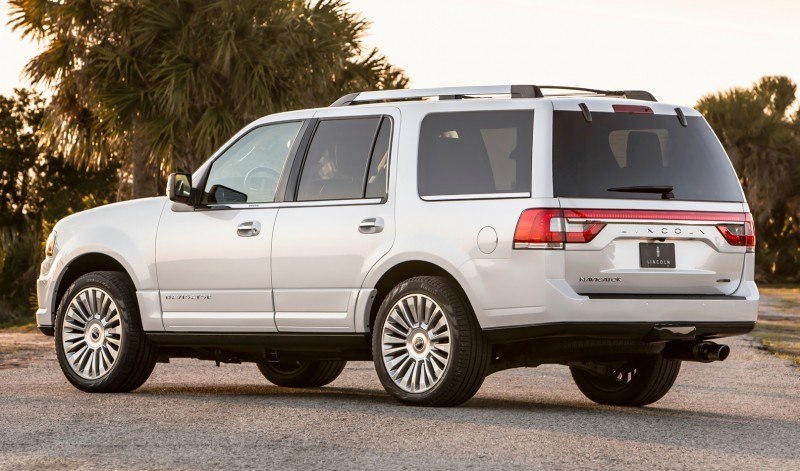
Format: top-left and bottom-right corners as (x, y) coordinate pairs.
(271, 203), (393, 331)
(155, 118), (307, 332)
(271, 109), (398, 332)
(156, 207), (278, 331)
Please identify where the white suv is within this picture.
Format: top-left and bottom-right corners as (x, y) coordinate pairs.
(36, 85), (758, 407)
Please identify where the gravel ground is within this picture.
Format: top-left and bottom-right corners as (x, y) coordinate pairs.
(1, 326), (798, 469)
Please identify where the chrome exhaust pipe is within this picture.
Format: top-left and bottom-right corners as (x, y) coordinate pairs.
(662, 341), (730, 363)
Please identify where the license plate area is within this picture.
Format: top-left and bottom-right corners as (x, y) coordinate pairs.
(639, 243), (676, 268)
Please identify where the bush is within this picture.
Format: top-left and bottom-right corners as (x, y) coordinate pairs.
(0, 226), (42, 324)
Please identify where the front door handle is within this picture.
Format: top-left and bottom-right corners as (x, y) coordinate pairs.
(237, 221), (261, 237)
(359, 217), (384, 234)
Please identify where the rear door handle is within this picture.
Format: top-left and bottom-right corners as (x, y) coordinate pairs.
(237, 221), (261, 237)
(359, 217), (384, 234)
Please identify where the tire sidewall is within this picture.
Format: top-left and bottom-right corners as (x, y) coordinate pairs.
(55, 272), (138, 392)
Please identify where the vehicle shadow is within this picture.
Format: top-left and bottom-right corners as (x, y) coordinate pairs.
(137, 381), (799, 460)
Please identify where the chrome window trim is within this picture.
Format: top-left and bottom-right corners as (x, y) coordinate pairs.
(280, 198), (384, 208)
(421, 192), (531, 202)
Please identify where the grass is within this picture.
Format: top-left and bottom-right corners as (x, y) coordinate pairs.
(0, 316), (36, 331)
(753, 285), (800, 367)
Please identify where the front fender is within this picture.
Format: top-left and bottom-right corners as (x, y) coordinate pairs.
(51, 197), (169, 291)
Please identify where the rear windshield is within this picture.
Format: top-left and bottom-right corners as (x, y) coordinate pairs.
(552, 111), (744, 202)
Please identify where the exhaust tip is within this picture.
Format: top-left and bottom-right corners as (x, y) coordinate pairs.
(716, 344), (730, 361)
(696, 342), (730, 362)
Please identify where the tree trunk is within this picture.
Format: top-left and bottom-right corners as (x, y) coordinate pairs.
(130, 118), (159, 199)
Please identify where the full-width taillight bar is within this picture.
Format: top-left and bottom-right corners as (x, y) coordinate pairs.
(513, 209), (755, 251)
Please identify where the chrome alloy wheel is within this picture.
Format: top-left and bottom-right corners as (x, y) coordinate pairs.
(61, 287), (124, 380)
(381, 294), (451, 393)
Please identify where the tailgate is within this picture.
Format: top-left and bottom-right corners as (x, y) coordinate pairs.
(560, 202), (750, 295)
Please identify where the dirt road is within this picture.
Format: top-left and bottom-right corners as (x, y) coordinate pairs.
(1, 322), (798, 469)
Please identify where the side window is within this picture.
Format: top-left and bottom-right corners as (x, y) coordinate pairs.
(202, 121), (303, 205)
(418, 110), (533, 197)
(296, 117), (382, 201)
(365, 117), (392, 199)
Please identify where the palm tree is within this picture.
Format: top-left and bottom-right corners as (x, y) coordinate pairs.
(9, 0), (408, 198)
(697, 76), (800, 281)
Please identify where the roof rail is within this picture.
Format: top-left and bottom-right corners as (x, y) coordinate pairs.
(330, 85), (544, 106)
(536, 86), (657, 102)
(330, 85), (656, 106)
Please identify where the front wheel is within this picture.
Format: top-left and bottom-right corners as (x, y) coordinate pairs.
(55, 271), (157, 392)
(256, 359), (346, 388)
(372, 276), (490, 407)
(570, 356), (681, 406)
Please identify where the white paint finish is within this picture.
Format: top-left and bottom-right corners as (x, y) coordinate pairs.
(273, 289), (353, 312)
(271, 202), (393, 332)
(162, 312), (277, 332)
(137, 290), (164, 332)
(275, 289), (359, 332)
(537, 278), (759, 325)
(155, 206), (278, 331)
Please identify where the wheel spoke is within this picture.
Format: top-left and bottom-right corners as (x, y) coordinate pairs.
(380, 293), (451, 394)
(398, 300), (416, 328)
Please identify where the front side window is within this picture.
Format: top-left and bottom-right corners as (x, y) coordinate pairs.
(296, 117), (384, 201)
(418, 110), (534, 197)
(202, 121), (303, 205)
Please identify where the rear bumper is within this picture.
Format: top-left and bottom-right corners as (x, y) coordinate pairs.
(482, 279), (759, 343)
(484, 320), (755, 344)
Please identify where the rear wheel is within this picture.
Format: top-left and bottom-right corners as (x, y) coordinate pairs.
(55, 271), (157, 392)
(256, 359), (346, 388)
(570, 355), (681, 406)
(372, 276), (489, 407)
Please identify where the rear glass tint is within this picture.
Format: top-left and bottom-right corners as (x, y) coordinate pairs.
(552, 111), (743, 202)
(418, 110), (533, 197)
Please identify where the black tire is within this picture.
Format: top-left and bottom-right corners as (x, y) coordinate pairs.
(256, 359), (346, 388)
(570, 356), (682, 406)
(54, 271), (157, 393)
(372, 276), (490, 407)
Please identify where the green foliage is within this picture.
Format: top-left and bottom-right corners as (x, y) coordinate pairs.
(9, 0), (408, 196)
(697, 76), (800, 282)
(0, 89), (117, 324)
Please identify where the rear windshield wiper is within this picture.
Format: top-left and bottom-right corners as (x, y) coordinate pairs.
(607, 185), (675, 200)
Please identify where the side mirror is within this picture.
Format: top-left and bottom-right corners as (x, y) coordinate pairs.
(167, 172), (193, 205)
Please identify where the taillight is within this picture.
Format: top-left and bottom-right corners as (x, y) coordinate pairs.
(514, 208), (756, 251)
(717, 213), (755, 252)
(513, 209), (605, 249)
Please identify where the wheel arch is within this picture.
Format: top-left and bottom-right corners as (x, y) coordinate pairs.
(51, 252), (137, 325)
(364, 259), (476, 334)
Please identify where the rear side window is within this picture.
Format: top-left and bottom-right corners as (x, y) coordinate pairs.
(418, 110), (533, 198)
(552, 111), (744, 202)
(365, 117), (392, 198)
(297, 117), (382, 201)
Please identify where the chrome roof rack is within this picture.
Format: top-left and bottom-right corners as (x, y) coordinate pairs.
(330, 85), (656, 106)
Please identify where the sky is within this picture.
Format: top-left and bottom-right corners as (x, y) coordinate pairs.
(2, 0), (799, 106)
